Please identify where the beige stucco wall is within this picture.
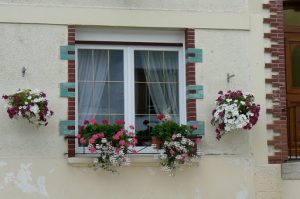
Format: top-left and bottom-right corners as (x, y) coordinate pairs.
(0, 0), (286, 199)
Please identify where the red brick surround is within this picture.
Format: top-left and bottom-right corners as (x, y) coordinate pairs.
(263, 1), (288, 163)
(185, 29), (197, 121)
(67, 25), (76, 157)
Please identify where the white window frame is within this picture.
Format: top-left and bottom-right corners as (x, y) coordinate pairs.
(75, 45), (186, 154)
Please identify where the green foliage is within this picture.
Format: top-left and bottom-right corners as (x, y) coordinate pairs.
(152, 120), (192, 141)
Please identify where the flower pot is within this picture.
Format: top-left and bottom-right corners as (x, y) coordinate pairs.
(152, 136), (163, 149)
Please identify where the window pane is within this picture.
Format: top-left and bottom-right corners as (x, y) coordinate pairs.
(135, 83), (149, 114)
(134, 51), (148, 82)
(110, 115), (125, 124)
(94, 50), (108, 81)
(109, 50), (124, 81)
(109, 83), (124, 114)
(135, 115), (152, 146)
(78, 49), (93, 81)
(292, 45), (300, 87)
(94, 82), (109, 114)
(164, 51), (179, 83)
(78, 82), (94, 113)
(163, 83), (179, 114)
(149, 51), (164, 82)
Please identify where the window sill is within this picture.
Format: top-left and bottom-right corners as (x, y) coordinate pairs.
(67, 154), (199, 167)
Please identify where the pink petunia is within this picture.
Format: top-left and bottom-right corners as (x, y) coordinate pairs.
(117, 130), (124, 137)
(157, 114), (165, 120)
(89, 118), (97, 124)
(119, 140), (126, 146)
(76, 134), (82, 139)
(195, 138), (201, 144)
(172, 134), (177, 140)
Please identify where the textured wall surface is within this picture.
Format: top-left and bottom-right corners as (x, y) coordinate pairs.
(0, 0), (248, 12)
(0, 0), (290, 198)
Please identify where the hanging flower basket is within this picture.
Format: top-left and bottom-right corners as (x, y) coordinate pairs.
(77, 118), (137, 172)
(2, 89), (54, 126)
(211, 90), (260, 140)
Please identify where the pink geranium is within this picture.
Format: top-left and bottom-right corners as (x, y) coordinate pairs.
(195, 138), (201, 144)
(102, 119), (109, 125)
(157, 114), (165, 120)
(79, 138), (86, 144)
(113, 135), (120, 140)
(119, 140), (126, 146)
(172, 134), (177, 140)
(84, 120), (89, 125)
(115, 120), (125, 125)
(89, 118), (97, 124)
(191, 124), (198, 129)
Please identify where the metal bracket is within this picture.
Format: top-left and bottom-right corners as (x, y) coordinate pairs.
(60, 45), (75, 60)
(60, 82), (75, 98)
(186, 85), (204, 99)
(186, 48), (203, 63)
(60, 120), (75, 136)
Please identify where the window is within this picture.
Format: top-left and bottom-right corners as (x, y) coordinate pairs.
(75, 30), (186, 153)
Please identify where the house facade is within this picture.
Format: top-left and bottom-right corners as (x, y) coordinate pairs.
(0, 0), (299, 198)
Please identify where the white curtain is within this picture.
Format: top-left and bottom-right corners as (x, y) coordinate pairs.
(78, 49), (108, 124)
(141, 51), (179, 115)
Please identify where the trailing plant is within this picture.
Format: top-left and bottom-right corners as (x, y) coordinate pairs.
(211, 90), (260, 140)
(152, 114), (201, 175)
(2, 89), (53, 126)
(77, 118), (137, 172)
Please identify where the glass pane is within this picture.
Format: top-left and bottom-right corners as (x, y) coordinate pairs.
(135, 115), (152, 146)
(78, 82), (94, 114)
(292, 45), (300, 87)
(109, 50), (124, 81)
(95, 115), (109, 124)
(164, 51), (179, 83)
(110, 115), (125, 124)
(78, 49), (93, 81)
(94, 82), (109, 114)
(149, 51), (164, 82)
(163, 83), (179, 114)
(148, 83), (166, 114)
(134, 51), (148, 82)
(79, 114), (91, 126)
(94, 50), (108, 81)
(135, 83), (149, 114)
(109, 83), (124, 114)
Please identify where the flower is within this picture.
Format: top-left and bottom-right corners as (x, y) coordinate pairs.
(119, 140), (126, 146)
(84, 120), (89, 125)
(172, 134), (177, 140)
(115, 120), (125, 125)
(129, 125), (135, 130)
(102, 119), (109, 125)
(157, 114), (165, 120)
(76, 118), (137, 172)
(90, 118), (97, 124)
(195, 138), (201, 144)
(211, 90), (260, 140)
(2, 89), (53, 126)
(191, 124), (198, 129)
